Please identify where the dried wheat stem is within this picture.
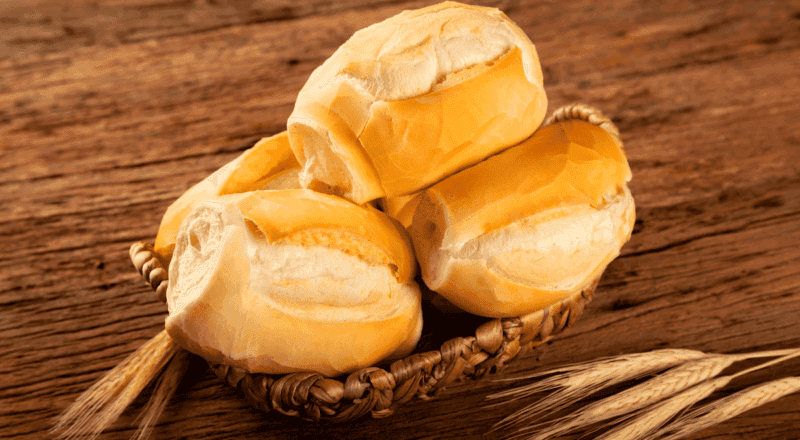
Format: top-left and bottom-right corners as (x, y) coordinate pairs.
(654, 377), (800, 440)
(729, 348), (800, 360)
(52, 330), (179, 440)
(729, 348), (800, 379)
(509, 356), (737, 440)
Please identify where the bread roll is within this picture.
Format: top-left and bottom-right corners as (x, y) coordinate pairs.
(154, 131), (301, 262)
(288, 1), (547, 204)
(165, 189), (423, 376)
(409, 120), (635, 317)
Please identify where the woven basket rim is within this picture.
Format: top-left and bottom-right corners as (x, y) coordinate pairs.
(130, 103), (621, 423)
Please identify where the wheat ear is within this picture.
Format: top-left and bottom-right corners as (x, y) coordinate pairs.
(493, 348), (800, 439)
(596, 349), (800, 440)
(653, 377), (800, 440)
(132, 348), (192, 440)
(52, 330), (182, 440)
(490, 349), (708, 429)
(508, 355), (736, 440)
(596, 377), (731, 440)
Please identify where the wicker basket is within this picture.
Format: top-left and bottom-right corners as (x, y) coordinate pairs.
(130, 103), (620, 423)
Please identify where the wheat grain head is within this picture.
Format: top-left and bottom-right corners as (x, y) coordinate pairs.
(52, 330), (179, 440)
(596, 376), (731, 440)
(491, 349), (708, 430)
(510, 355), (736, 440)
(654, 377), (800, 440)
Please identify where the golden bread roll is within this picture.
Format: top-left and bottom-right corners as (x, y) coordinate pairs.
(165, 189), (423, 376)
(288, 1), (547, 204)
(409, 120), (635, 317)
(154, 131), (300, 261)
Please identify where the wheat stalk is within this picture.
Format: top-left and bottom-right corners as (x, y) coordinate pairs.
(132, 348), (192, 440)
(596, 377), (731, 440)
(490, 349), (708, 429)
(508, 356), (737, 440)
(52, 330), (182, 440)
(653, 377), (800, 440)
(493, 347), (800, 440)
(591, 349), (800, 440)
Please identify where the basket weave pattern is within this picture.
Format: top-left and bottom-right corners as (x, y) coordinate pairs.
(130, 104), (617, 422)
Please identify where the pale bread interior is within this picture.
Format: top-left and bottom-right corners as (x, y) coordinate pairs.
(165, 193), (422, 375)
(429, 187), (635, 293)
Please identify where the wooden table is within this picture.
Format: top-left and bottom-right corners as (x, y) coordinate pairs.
(2, 1), (799, 439)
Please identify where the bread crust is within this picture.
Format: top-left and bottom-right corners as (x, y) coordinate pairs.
(409, 120), (635, 317)
(165, 190), (423, 376)
(288, 1), (547, 204)
(154, 131), (300, 261)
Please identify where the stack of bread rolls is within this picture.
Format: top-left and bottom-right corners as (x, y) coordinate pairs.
(155, 1), (634, 377)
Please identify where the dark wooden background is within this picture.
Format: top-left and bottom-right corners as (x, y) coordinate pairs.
(2, 0), (799, 439)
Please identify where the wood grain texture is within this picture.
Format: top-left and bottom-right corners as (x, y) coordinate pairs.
(1, 0), (799, 439)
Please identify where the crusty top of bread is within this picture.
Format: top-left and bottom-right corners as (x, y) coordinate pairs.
(154, 131), (300, 261)
(326, 1), (543, 101)
(288, 1), (547, 204)
(420, 120), (632, 252)
(408, 120), (634, 316)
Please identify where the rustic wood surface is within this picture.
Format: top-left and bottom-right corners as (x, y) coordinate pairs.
(2, 0), (799, 439)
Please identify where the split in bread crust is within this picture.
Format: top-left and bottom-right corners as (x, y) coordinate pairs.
(409, 120), (635, 317)
(165, 189), (423, 376)
(288, 1), (547, 204)
(154, 131), (300, 261)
